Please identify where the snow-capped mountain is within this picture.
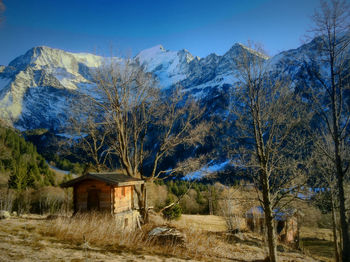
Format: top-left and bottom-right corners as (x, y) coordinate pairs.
(0, 38), (348, 132)
(135, 44), (196, 87)
(0, 46), (106, 130)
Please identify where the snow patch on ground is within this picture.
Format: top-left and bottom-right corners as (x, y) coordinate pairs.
(56, 133), (87, 139)
(184, 160), (230, 180)
(47, 162), (70, 175)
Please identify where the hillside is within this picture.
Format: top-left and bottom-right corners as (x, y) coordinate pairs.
(0, 123), (55, 189)
(1, 37), (343, 132)
(0, 36), (348, 178)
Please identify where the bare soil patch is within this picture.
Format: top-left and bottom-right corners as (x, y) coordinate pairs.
(0, 214), (326, 262)
(0, 215), (194, 262)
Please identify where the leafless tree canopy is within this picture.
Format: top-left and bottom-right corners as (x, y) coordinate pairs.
(306, 1), (350, 260)
(229, 42), (308, 262)
(310, 134), (344, 262)
(67, 57), (211, 220)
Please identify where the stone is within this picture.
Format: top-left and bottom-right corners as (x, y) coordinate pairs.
(148, 226), (186, 246)
(0, 210), (11, 219)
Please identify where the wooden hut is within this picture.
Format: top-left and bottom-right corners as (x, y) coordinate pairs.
(61, 172), (144, 230)
(246, 206), (298, 243)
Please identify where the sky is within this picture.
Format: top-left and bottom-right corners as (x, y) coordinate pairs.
(0, 0), (330, 65)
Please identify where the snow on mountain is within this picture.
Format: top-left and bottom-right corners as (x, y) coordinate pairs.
(0, 46), (106, 129)
(135, 44), (195, 87)
(0, 38), (346, 132)
(177, 43), (268, 100)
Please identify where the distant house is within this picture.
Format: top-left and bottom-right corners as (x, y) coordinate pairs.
(246, 206), (299, 243)
(61, 172), (144, 230)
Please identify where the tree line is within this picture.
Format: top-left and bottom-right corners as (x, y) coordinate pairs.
(0, 124), (55, 190)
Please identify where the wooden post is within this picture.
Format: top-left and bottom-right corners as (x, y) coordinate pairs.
(131, 186), (134, 210)
(73, 186), (77, 215)
(111, 186), (114, 215)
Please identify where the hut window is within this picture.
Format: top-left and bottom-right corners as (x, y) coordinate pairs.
(122, 187), (126, 196)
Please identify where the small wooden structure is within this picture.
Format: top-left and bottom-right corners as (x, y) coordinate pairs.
(246, 206), (298, 243)
(61, 172), (144, 230)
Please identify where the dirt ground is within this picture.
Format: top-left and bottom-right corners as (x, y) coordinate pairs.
(0, 216), (196, 262)
(0, 214), (329, 262)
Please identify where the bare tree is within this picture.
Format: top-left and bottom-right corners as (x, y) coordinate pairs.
(72, 57), (210, 221)
(65, 94), (111, 173)
(229, 43), (308, 262)
(311, 134), (344, 262)
(305, 1), (350, 259)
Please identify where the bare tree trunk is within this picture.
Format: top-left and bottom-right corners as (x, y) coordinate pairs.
(331, 51), (350, 261)
(308, 1), (350, 259)
(331, 191), (341, 262)
(261, 171), (278, 262)
(333, 86), (349, 260)
(136, 183), (148, 223)
(337, 170), (349, 261)
(208, 186), (214, 215)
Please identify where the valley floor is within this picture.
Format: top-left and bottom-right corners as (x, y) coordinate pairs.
(0, 216), (194, 262)
(0, 214), (331, 262)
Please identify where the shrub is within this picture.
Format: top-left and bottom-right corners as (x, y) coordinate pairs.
(162, 195), (182, 220)
(147, 182), (168, 211)
(30, 186), (67, 214)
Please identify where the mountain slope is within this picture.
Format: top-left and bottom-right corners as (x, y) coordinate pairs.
(0, 38), (348, 132)
(0, 123), (55, 189)
(0, 46), (105, 130)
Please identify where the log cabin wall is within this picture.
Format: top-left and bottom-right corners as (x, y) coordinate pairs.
(74, 179), (111, 212)
(113, 186), (133, 213)
(285, 217), (298, 242)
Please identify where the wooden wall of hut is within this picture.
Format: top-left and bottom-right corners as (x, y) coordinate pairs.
(74, 179), (111, 212)
(113, 186), (133, 213)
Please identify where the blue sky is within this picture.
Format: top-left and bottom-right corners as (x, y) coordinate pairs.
(0, 0), (325, 65)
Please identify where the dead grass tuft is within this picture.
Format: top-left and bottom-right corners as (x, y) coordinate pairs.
(0, 214), (321, 261)
(43, 212), (266, 261)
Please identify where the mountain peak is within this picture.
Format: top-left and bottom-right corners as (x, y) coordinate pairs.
(226, 43), (269, 60)
(8, 45), (70, 69)
(136, 44), (165, 58)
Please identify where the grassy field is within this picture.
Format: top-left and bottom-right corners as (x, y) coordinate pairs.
(174, 215), (334, 262)
(0, 215), (194, 262)
(172, 214), (228, 232)
(300, 226), (334, 261)
(0, 214), (333, 261)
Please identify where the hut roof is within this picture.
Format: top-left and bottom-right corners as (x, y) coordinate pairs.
(60, 172), (144, 188)
(246, 206), (297, 221)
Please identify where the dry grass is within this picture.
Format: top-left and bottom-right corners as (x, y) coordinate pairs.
(45, 213), (148, 250)
(171, 214), (227, 232)
(299, 226), (334, 261)
(0, 215), (191, 261)
(300, 226), (332, 240)
(0, 212), (324, 261)
(44, 213), (235, 261)
(41, 213), (318, 261)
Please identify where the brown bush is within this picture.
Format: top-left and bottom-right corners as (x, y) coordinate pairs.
(30, 186), (69, 215)
(180, 189), (201, 214)
(146, 183), (168, 211)
(0, 188), (15, 211)
(217, 185), (257, 232)
(44, 212), (247, 261)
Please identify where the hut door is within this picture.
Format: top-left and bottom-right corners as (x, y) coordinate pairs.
(87, 189), (100, 211)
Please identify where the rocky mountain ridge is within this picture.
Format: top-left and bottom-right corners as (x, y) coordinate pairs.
(0, 37), (348, 132)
